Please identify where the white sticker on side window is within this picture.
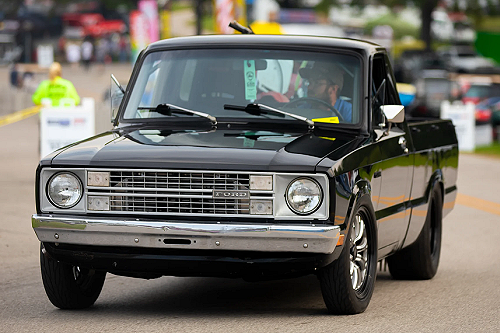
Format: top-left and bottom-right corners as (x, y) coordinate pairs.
(244, 60), (257, 100)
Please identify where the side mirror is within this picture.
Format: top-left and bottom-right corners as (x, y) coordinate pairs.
(380, 105), (405, 123)
(110, 74), (125, 123)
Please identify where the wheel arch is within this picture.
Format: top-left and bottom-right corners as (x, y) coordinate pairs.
(401, 169), (444, 249)
(345, 180), (378, 242)
(426, 169), (445, 205)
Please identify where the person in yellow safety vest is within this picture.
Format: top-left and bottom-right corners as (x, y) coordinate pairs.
(32, 62), (80, 106)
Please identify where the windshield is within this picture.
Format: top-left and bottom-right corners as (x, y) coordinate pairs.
(123, 49), (362, 124)
(464, 85), (492, 98)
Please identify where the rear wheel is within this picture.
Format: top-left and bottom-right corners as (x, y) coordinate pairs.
(40, 243), (106, 309)
(387, 184), (443, 280)
(318, 201), (377, 314)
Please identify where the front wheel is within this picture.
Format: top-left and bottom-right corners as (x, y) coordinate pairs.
(40, 243), (106, 309)
(318, 201), (377, 314)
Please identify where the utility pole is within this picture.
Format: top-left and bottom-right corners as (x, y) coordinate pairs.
(195, 0), (203, 35)
(23, 20), (33, 63)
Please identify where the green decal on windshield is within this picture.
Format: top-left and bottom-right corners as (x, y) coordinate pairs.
(243, 137), (255, 147)
(244, 60), (257, 100)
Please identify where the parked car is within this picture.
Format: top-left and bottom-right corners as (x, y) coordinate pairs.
(0, 33), (23, 66)
(280, 23), (345, 37)
(407, 69), (455, 118)
(62, 13), (126, 39)
(32, 34), (458, 315)
(474, 97), (500, 138)
(393, 50), (446, 84)
(462, 82), (500, 105)
(437, 45), (500, 74)
(492, 100), (500, 140)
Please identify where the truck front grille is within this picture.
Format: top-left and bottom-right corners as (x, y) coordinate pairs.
(86, 169), (273, 217)
(110, 170), (250, 190)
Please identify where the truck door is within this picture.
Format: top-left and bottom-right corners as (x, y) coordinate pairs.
(371, 54), (414, 257)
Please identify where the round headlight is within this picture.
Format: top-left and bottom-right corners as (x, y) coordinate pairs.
(47, 173), (83, 209)
(286, 177), (322, 215)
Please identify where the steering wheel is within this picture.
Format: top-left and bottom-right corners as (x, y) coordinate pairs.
(284, 97), (345, 122)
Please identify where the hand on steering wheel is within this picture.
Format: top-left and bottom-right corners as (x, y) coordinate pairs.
(284, 97), (345, 122)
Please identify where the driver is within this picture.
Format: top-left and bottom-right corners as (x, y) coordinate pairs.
(299, 62), (352, 122)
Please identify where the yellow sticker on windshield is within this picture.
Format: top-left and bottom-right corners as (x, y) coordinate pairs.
(244, 60), (257, 100)
(312, 117), (339, 123)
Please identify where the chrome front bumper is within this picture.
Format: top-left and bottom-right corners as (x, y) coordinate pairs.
(32, 215), (340, 254)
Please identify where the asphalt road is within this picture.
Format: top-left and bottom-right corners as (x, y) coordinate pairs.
(1, 67), (500, 332)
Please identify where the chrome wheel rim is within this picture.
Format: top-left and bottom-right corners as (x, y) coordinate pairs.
(350, 213), (368, 291)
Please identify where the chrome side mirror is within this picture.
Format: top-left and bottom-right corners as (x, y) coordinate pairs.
(380, 105), (405, 123)
(110, 74), (125, 123)
(376, 105), (405, 140)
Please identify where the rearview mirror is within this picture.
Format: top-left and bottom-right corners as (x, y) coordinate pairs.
(232, 59), (268, 70)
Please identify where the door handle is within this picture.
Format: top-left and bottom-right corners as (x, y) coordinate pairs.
(398, 137), (409, 154)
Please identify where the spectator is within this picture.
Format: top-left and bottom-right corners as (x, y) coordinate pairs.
(66, 42), (81, 69)
(81, 37), (93, 71)
(111, 33), (121, 60)
(9, 63), (22, 89)
(96, 37), (111, 72)
(32, 62), (80, 106)
(118, 34), (129, 63)
(22, 72), (37, 94)
(57, 36), (66, 62)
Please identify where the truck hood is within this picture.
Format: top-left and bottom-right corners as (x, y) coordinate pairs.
(48, 127), (359, 172)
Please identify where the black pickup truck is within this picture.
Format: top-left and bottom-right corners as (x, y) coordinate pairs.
(32, 34), (458, 314)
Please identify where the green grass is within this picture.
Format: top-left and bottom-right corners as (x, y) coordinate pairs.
(202, 15), (214, 33)
(171, 1), (193, 11)
(187, 14), (215, 34)
(474, 16), (500, 33)
(475, 142), (500, 157)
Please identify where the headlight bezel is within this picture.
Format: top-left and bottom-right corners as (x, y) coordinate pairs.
(285, 177), (323, 215)
(46, 172), (84, 209)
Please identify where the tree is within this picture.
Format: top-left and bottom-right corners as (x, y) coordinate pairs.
(312, 0), (494, 50)
(387, 0), (493, 50)
(417, 0), (440, 50)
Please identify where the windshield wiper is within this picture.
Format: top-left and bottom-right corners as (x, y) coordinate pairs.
(138, 104), (217, 126)
(224, 103), (314, 130)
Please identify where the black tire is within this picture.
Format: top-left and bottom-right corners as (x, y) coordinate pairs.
(387, 184), (443, 280)
(40, 243), (106, 309)
(318, 199), (377, 315)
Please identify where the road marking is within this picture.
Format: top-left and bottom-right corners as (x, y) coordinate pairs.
(0, 106), (40, 128)
(456, 193), (500, 216)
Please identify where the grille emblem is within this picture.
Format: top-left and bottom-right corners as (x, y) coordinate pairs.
(213, 190), (249, 198)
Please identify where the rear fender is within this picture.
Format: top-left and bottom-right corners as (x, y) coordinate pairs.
(402, 170), (443, 248)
